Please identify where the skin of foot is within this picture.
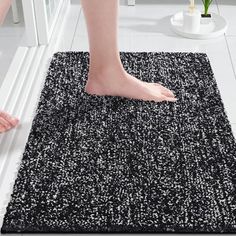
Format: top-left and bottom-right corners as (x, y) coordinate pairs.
(0, 111), (19, 133)
(81, 0), (177, 103)
(85, 67), (177, 102)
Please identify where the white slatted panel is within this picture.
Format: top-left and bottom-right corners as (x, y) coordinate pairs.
(0, 0), (71, 228)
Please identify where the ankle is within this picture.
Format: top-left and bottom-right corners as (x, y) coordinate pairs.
(88, 64), (127, 82)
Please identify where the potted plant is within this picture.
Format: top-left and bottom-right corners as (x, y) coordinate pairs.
(201, 0), (213, 18)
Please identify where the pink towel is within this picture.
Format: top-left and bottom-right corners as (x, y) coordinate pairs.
(0, 0), (12, 25)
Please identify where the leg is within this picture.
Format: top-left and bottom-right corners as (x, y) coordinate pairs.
(0, 110), (19, 133)
(81, 0), (177, 102)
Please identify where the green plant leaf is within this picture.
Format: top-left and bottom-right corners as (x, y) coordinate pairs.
(202, 0), (214, 15)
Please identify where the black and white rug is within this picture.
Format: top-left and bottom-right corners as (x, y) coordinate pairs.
(1, 51), (236, 233)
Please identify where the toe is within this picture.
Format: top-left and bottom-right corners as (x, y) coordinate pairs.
(164, 96), (178, 102)
(0, 124), (8, 133)
(151, 91), (177, 102)
(11, 118), (19, 126)
(0, 111), (19, 127)
(150, 93), (167, 103)
(146, 82), (175, 98)
(0, 117), (12, 130)
(155, 84), (175, 98)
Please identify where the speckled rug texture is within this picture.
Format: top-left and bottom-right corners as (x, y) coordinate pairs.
(1, 51), (236, 234)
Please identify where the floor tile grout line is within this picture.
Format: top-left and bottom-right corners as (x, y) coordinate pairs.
(70, 5), (82, 51)
(224, 36), (236, 80)
(216, 0), (236, 81)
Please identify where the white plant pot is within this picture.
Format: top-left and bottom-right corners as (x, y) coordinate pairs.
(183, 9), (201, 34)
(170, 11), (228, 39)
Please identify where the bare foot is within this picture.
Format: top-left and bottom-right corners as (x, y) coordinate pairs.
(85, 67), (177, 102)
(0, 111), (19, 133)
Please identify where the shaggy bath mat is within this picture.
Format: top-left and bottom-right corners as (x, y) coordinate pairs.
(1, 51), (236, 233)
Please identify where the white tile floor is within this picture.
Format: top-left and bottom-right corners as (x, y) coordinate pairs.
(1, 0), (236, 235)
